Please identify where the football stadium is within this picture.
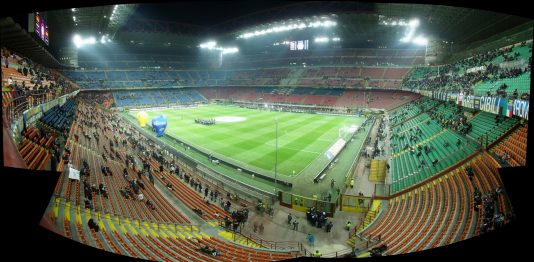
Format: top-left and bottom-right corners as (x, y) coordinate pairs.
(2, 1), (532, 260)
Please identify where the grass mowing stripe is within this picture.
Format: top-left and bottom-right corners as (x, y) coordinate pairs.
(144, 105), (359, 178)
(228, 114), (332, 162)
(276, 117), (346, 175)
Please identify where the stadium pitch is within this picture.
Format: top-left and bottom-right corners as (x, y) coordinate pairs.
(138, 104), (363, 180)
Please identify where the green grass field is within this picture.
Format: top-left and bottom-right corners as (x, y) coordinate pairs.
(140, 104), (362, 179)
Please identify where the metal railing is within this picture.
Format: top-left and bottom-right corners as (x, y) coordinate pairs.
(214, 220), (303, 252)
(3, 87), (80, 128)
(302, 236), (381, 258)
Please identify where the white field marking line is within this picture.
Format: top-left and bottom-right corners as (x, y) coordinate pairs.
(153, 107), (357, 168)
(293, 137), (338, 177)
(294, 119), (364, 177)
(168, 125), (321, 175)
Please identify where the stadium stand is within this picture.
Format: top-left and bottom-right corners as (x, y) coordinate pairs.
(402, 41), (532, 98)
(40, 98), (76, 132)
(17, 127), (55, 170)
(3, 5), (529, 260)
(491, 124), (528, 166)
(47, 98), (304, 260)
(112, 89), (207, 107)
(359, 152), (512, 255)
(466, 111), (519, 144)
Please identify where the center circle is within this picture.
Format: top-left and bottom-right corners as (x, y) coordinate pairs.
(214, 116), (246, 123)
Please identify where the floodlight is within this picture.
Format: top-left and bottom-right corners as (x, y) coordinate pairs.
(73, 34), (82, 48)
(314, 37), (329, 43)
(409, 19), (420, 27)
(87, 37), (96, 44)
(412, 35), (428, 45)
(221, 47), (239, 54)
(200, 41), (217, 49)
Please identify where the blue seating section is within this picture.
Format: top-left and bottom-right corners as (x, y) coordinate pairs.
(40, 99), (77, 131)
(112, 89), (207, 107)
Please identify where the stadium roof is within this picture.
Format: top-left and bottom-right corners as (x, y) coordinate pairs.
(47, 4), (138, 40)
(111, 2), (532, 51)
(3, 1), (533, 57)
(0, 17), (62, 68)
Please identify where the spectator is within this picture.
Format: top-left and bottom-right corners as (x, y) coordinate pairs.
(88, 218), (99, 232)
(258, 223), (264, 234)
(293, 220), (299, 231)
(306, 233), (315, 247)
(326, 221), (333, 233)
(288, 213), (293, 225)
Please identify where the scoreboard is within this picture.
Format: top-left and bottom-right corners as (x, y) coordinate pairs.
(28, 12), (49, 46)
(289, 40), (308, 51)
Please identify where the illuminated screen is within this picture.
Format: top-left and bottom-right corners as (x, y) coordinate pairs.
(289, 40), (308, 51)
(35, 12), (49, 45)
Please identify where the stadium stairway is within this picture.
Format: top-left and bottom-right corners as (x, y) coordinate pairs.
(348, 200), (382, 247)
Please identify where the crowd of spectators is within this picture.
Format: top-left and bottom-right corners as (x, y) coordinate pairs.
(2, 48), (80, 126)
(474, 186), (507, 234)
(76, 91), (114, 107)
(427, 104), (472, 135)
(402, 42), (532, 98)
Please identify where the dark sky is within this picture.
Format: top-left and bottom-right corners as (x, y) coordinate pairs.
(131, 1), (291, 26)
